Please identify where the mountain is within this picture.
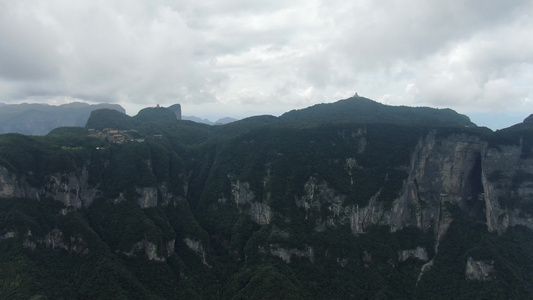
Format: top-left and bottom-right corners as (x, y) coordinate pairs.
(167, 104), (182, 120)
(182, 115), (215, 124)
(215, 117), (238, 125)
(280, 96), (475, 127)
(0, 98), (532, 299)
(0, 102), (125, 135)
(522, 114), (533, 125)
(183, 115), (238, 125)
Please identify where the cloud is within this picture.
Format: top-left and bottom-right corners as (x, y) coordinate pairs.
(0, 0), (532, 124)
(0, 0), (224, 105)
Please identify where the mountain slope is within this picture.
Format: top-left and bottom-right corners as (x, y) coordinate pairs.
(0, 97), (532, 299)
(280, 96), (475, 127)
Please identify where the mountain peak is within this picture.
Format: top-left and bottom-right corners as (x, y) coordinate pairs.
(280, 96), (475, 127)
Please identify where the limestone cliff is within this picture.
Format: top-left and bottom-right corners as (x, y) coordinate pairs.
(0, 162), (185, 210)
(229, 179), (272, 225)
(465, 257), (496, 281)
(290, 131), (533, 235)
(0, 165), (98, 208)
(482, 144), (533, 233)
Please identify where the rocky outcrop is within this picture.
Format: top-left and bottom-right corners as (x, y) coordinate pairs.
(398, 247), (429, 262)
(0, 231), (16, 241)
(231, 179), (272, 225)
(269, 244), (315, 264)
(9, 228), (90, 254)
(168, 104), (182, 120)
(136, 187), (158, 208)
(0, 164), (183, 210)
(125, 239), (175, 262)
(465, 257), (496, 281)
(0, 165), (98, 209)
(482, 145), (533, 233)
(183, 238), (209, 266)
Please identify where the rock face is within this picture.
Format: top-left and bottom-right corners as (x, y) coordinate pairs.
(269, 244), (315, 264)
(287, 131), (533, 235)
(125, 239), (175, 262)
(168, 104), (182, 120)
(0, 165), (183, 210)
(482, 145), (533, 233)
(0, 165), (98, 209)
(398, 247), (429, 262)
(136, 187), (158, 208)
(230, 179), (272, 225)
(15, 228), (89, 254)
(465, 257), (496, 281)
(183, 238), (208, 265)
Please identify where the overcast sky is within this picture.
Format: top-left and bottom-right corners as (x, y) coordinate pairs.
(1, 0), (532, 129)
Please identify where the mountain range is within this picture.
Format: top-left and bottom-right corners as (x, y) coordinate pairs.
(0, 96), (532, 299)
(0, 102), (125, 135)
(182, 116), (238, 125)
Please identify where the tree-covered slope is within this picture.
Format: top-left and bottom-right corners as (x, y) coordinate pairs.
(0, 97), (532, 299)
(280, 96), (475, 127)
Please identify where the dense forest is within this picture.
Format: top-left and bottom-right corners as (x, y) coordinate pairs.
(1, 97), (532, 299)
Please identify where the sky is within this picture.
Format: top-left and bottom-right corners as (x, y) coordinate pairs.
(1, 0), (532, 129)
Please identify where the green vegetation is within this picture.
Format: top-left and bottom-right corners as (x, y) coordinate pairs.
(280, 96), (475, 127)
(1, 99), (532, 298)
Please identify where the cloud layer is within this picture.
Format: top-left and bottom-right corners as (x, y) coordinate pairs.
(1, 0), (532, 124)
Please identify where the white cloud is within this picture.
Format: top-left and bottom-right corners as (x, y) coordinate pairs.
(0, 0), (532, 128)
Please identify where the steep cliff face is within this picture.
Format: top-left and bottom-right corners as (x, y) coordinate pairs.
(286, 131), (533, 236)
(183, 238), (209, 265)
(0, 161), (185, 210)
(0, 165), (98, 208)
(465, 257), (496, 281)
(482, 144), (533, 233)
(230, 179), (272, 225)
(284, 132), (487, 236)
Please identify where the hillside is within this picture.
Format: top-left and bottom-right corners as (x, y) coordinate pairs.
(280, 96), (475, 127)
(0, 102), (125, 135)
(0, 98), (532, 299)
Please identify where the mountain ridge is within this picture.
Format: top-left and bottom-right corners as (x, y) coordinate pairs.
(279, 96), (476, 127)
(0, 102), (125, 135)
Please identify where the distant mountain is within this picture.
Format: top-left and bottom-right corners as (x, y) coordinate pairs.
(182, 115), (214, 124)
(524, 114), (533, 125)
(183, 115), (238, 125)
(0, 102), (125, 135)
(280, 96), (475, 127)
(215, 117), (238, 125)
